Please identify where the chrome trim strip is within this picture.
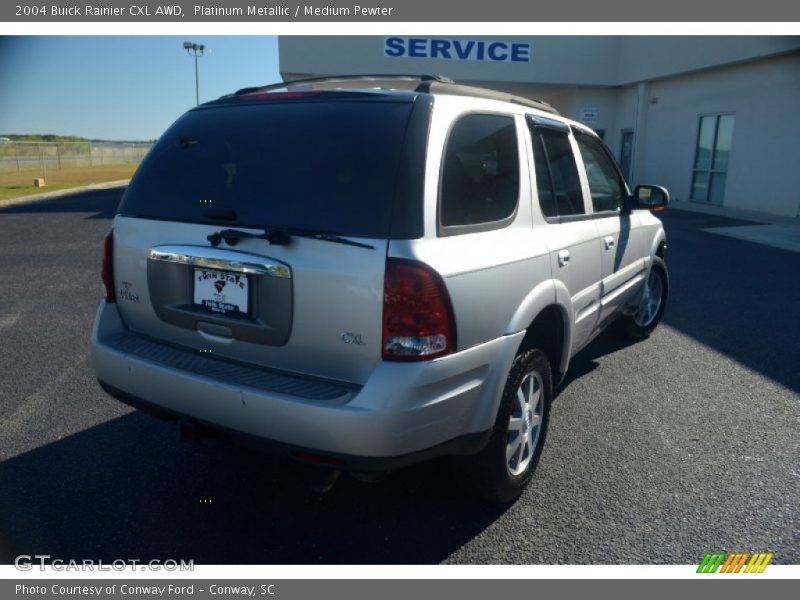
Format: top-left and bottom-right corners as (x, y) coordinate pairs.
(148, 245), (291, 278)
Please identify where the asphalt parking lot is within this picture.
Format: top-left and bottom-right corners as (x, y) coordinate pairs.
(0, 189), (797, 565)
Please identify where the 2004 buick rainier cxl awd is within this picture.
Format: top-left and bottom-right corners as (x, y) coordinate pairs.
(91, 75), (670, 502)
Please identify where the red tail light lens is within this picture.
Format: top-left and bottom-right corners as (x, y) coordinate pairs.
(382, 258), (456, 361)
(101, 229), (116, 303)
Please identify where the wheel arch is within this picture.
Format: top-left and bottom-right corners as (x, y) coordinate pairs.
(650, 227), (667, 261)
(506, 280), (573, 383)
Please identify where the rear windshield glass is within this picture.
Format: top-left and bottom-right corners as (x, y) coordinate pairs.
(119, 100), (414, 237)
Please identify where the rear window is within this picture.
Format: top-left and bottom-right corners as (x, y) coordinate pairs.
(119, 100), (415, 237)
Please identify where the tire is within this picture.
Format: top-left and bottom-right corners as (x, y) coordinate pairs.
(620, 256), (669, 340)
(456, 349), (552, 504)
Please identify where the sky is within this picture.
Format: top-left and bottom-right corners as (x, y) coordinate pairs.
(0, 36), (281, 141)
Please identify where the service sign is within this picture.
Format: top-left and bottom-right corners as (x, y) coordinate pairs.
(384, 37), (531, 63)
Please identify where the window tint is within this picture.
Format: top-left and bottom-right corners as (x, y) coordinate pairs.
(440, 114), (519, 228)
(575, 133), (627, 213)
(118, 101), (415, 237)
(532, 133), (556, 218)
(531, 128), (585, 217)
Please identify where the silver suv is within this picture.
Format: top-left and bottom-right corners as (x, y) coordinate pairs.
(91, 75), (669, 502)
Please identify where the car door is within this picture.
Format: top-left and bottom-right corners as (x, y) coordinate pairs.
(573, 129), (647, 324)
(528, 117), (601, 351)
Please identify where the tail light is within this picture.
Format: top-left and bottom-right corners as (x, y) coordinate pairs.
(382, 258), (456, 361)
(101, 229), (116, 303)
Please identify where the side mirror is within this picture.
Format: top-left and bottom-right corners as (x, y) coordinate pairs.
(632, 185), (669, 212)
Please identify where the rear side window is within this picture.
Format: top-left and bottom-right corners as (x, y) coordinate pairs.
(531, 127), (585, 218)
(575, 133), (627, 213)
(118, 101), (415, 238)
(440, 114), (520, 231)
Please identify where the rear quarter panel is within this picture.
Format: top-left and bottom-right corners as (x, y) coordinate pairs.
(389, 99), (555, 352)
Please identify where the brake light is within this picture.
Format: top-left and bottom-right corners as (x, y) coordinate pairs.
(382, 258), (456, 361)
(101, 229), (115, 303)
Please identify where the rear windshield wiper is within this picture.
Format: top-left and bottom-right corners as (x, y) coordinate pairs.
(207, 227), (375, 250)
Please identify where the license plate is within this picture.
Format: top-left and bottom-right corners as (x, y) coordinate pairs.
(193, 268), (249, 315)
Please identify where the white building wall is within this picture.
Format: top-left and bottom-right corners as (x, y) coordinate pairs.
(607, 86), (640, 171)
(635, 52), (800, 216)
(280, 36), (622, 85)
(565, 87), (618, 139)
(280, 36), (800, 87)
(279, 37), (800, 217)
(616, 36), (800, 85)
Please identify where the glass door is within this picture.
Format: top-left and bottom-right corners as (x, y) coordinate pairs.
(691, 114), (735, 205)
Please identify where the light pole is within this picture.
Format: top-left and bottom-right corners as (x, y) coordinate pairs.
(183, 41), (205, 105)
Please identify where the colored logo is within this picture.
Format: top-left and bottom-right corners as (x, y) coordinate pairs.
(214, 280), (226, 293)
(697, 552), (773, 573)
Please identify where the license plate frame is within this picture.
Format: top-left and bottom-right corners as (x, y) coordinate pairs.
(192, 268), (250, 316)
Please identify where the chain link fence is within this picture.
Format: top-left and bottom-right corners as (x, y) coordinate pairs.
(0, 141), (154, 174)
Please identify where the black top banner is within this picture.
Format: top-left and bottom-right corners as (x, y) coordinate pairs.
(4, 0), (800, 21)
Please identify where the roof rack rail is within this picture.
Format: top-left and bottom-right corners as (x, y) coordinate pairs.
(414, 80), (559, 115)
(232, 74), (454, 96)
(228, 74), (559, 116)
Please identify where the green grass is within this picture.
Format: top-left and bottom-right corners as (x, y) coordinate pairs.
(0, 164), (138, 202)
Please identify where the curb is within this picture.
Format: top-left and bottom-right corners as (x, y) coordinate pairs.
(0, 179), (130, 209)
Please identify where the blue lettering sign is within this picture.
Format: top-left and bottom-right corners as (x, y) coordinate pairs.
(430, 39), (452, 59)
(384, 37), (404, 57)
(407, 38), (427, 58)
(510, 43), (530, 62)
(383, 38), (532, 63)
(453, 40), (474, 59)
(487, 42), (508, 61)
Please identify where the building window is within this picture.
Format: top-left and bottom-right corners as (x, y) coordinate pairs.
(440, 114), (519, 229)
(691, 114), (734, 205)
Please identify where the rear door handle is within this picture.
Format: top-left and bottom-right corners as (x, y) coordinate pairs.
(557, 249), (570, 267)
(604, 236), (616, 250)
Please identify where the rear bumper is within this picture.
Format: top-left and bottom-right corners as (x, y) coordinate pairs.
(97, 379), (490, 472)
(90, 301), (523, 465)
